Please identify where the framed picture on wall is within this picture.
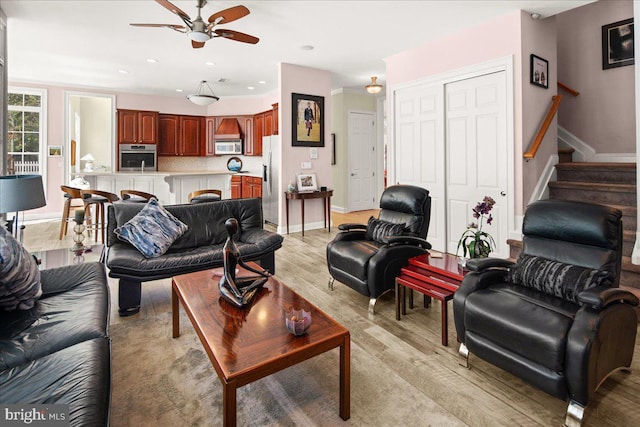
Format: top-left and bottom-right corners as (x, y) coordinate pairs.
(48, 145), (62, 157)
(292, 93), (325, 147)
(530, 54), (548, 89)
(602, 18), (634, 69)
(331, 133), (336, 165)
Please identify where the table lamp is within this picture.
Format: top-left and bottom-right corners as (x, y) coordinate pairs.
(81, 153), (95, 172)
(0, 174), (46, 243)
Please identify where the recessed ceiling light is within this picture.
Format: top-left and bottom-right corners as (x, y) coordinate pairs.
(530, 12), (541, 20)
(205, 61), (215, 66)
(176, 89), (183, 92)
(146, 59), (158, 63)
(118, 70), (129, 74)
(259, 80), (266, 84)
(300, 45), (314, 51)
(247, 86), (255, 90)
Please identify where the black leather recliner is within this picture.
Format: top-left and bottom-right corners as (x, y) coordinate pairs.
(453, 199), (638, 426)
(326, 185), (432, 314)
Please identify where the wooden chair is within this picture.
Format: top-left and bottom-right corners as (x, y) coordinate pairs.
(120, 190), (156, 203)
(188, 189), (222, 204)
(59, 185), (84, 240)
(81, 189), (120, 243)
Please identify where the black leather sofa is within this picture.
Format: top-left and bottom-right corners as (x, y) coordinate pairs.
(453, 199), (638, 426)
(0, 262), (111, 426)
(106, 197), (284, 315)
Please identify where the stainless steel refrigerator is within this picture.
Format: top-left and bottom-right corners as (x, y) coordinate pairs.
(262, 135), (280, 225)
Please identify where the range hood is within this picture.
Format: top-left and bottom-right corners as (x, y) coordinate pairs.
(215, 118), (243, 141)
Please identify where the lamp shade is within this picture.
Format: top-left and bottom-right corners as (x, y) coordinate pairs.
(80, 153), (95, 162)
(187, 80), (220, 106)
(0, 174), (46, 214)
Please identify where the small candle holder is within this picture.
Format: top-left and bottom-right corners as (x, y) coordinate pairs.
(71, 210), (87, 257)
(284, 308), (312, 336)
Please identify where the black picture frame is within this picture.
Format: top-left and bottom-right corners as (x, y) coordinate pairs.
(602, 18), (634, 70)
(292, 93), (324, 147)
(530, 54), (549, 89)
(331, 133), (336, 165)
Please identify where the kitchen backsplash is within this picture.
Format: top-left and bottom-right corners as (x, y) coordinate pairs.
(158, 155), (264, 176)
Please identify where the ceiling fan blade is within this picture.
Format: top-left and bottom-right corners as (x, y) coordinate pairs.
(192, 40), (206, 49)
(208, 5), (250, 25)
(155, 0), (192, 24)
(130, 23), (187, 32)
(213, 29), (259, 44)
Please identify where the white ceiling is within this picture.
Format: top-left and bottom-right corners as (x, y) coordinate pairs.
(1, 0), (593, 99)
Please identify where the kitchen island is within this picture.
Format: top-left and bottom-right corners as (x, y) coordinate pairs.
(78, 171), (237, 204)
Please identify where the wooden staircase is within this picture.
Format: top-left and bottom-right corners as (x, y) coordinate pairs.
(509, 156), (639, 293)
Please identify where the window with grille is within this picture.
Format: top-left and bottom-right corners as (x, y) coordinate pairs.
(7, 88), (47, 177)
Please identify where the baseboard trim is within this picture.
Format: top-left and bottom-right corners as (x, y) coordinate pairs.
(528, 154), (558, 205)
(558, 126), (636, 162)
(281, 220), (330, 236)
(331, 205), (346, 214)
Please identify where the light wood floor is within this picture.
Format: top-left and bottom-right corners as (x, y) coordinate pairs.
(23, 210), (640, 426)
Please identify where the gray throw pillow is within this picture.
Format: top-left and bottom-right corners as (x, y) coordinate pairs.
(365, 216), (406, 244)
(0, 226), (42, 311)
(510, 254), (611, 303)
(115, 198), (188, 258)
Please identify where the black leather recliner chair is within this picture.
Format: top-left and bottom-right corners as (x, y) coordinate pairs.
(326, 185), (432, 314)
(453, 199), (638, 426)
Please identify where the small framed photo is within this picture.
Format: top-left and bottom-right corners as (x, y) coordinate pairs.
(602, 18), (634, 69)
(297, 173), (318, 192)
(530, 54), (548, 89)
(48, 145), (62, 157)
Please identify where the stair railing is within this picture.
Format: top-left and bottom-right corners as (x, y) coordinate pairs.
(523, 94), (563, 159)
(557, 81), (580, 97)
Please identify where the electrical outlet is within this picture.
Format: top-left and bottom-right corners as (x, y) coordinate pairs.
(301, 162), (312, 169)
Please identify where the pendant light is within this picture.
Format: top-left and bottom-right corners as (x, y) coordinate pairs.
(187, 80), (220, 106)
(365, 76), (383, 94)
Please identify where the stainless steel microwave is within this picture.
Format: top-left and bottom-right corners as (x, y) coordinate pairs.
(119, 144), (157, 171)
(214, 140), (243, 155)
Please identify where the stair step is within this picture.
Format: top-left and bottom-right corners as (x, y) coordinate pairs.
(558, 148), (575, 163)
(555, 162), (637, 184)
(549, 181), (637, 206)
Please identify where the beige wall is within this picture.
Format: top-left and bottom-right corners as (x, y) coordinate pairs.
(557, 0), (636, 154)
(330, 90), (377, 211)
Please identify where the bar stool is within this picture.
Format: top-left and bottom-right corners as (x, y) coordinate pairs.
(188, 189), (222, 204)
(81, 189), (119, 243)
(59, 185), (84, 240)
(120, 190), (156, 203)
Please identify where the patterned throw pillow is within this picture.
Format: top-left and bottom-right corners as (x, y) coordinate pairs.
(510, 254), (611, 303)
(0, 227), (42, 311)
(115, 198), (188, 258)
(365, 216), (406, 244)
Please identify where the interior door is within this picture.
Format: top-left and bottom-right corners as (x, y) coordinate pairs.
(348, 111), (376, 211)
(393, 84), (446, 252)
(445, 71), (508, 258)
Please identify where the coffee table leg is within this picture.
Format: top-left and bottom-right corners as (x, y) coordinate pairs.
(441, 301), (448, 346)
(395, 280), (401, 321)
(172, 281), (180, 338)
(223, 380), (237, 427)
(340, 334), (351, 420)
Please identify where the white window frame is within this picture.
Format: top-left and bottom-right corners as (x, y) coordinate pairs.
(7, 86), (48, 192)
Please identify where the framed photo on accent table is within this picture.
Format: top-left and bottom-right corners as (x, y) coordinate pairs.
(297, 173), (318, 192)
(292, 93), (324, 147)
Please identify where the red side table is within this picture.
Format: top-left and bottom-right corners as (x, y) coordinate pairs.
(395, 253), (467, 346)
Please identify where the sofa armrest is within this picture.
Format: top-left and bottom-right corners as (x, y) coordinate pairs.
(385, 235), (432, 249)
(466, 257), (515, 272)
(338, 223), (367, 231)
(577, 286), (639, 310)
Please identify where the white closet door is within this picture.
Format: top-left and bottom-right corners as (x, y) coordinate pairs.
(394, 84), (446, 252)
(445, 71), (508, 258)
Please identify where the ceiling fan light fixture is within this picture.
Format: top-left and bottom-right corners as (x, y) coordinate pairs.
(188, 30), (211, 42)
(187, 80), (220, 106)
(366, 76), (383, 94)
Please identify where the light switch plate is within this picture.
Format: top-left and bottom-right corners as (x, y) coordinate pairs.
(301, 162), (312, 169)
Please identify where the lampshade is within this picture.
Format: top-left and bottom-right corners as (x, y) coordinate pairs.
(187, 80), (220, 106)
(188, 31), (210, 43)
(366, 76), (383, 94)
(0, 174), (46, 214)
(80, 153), (95, 162)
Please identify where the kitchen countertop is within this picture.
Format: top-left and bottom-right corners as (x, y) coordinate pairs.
(75, 170), (234, 177)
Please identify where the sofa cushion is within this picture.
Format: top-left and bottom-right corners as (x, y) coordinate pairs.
(365, 216), (405, 244)
(0, 337), (111, 426)
(114, 198), (188, 258)
(0, 262), (109, 370)
(0, 226), (42, 311)
(511, 254), (610, 303)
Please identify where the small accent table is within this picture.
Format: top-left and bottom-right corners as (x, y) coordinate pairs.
(395, 253), (466, 346)
(285, 189), (333, 236)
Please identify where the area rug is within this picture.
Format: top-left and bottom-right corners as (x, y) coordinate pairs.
(110, 311), (462, 426)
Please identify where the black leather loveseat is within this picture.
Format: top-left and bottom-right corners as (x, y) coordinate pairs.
(106, 197), (284, 315)
(0, 262), (111, 426)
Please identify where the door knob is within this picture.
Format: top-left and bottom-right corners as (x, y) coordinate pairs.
(350, 173), (355, 176)
(500, 191), (506, 196)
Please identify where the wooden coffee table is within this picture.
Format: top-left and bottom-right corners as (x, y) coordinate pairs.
(172, 265), (350, 426)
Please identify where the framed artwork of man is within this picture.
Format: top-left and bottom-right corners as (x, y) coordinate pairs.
(292, 93), (324, 147)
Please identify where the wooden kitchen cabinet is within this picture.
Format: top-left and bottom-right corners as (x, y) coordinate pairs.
(272, 103), (279, 135)
(264, 110), (273, 136)
(205, 117), (216, 156)
(158, 114), (204, 156)
(118, 109), (158, 144)
(248, 114), (263, 156)
(231, 175), (262, 199)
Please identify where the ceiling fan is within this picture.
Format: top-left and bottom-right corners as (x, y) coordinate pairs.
(130, 0), (259, 49)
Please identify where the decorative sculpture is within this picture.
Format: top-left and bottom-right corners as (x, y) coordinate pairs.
(218, 218), (270, 307)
